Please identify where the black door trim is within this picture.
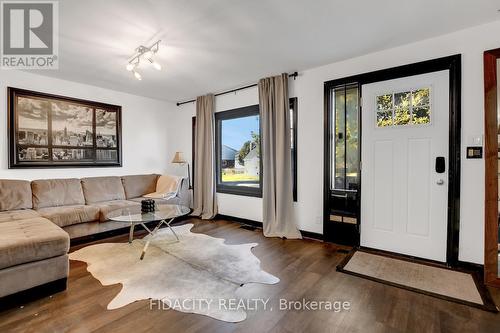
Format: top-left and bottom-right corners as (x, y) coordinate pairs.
(324, 54), (461, 266)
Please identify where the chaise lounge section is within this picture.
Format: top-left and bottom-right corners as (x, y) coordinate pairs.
(0, 174), (189, 302)
(0, 180), (70, 302)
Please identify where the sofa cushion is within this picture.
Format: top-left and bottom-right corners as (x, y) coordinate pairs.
(0, 217), (69, 270)
(36, 205), (100, 228)
(81, 176), (126, 204)
(32, 178), (85, 209)
(0, 209), (40, 223)
(0, 179), (32, 211)
(90, 200), (140, 222)
(121, 174), (159, 199)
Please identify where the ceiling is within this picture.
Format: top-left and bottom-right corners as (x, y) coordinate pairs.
(31, 0), (499, 102)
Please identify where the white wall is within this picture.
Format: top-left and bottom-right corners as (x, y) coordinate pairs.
(0, 70), (176, 180)
(169, 19), (500, 264)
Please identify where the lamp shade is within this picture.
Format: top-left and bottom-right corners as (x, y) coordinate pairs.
(171, 151), (186, 164)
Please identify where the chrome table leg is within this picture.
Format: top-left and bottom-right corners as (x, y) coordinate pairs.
(128, 223), (135, 243)
(140, 220), (164, 260)
(138, 218), (180, 260)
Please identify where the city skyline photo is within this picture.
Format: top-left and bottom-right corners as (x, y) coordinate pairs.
(10, 88), (122, 167)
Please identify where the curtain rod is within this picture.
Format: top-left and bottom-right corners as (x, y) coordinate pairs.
(176, 71), (298, 106)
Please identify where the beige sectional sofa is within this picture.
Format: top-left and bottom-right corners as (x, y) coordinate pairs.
(0, 174), (189, 301)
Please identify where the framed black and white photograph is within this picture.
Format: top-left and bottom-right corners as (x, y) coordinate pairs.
(8, 87), (122, 168)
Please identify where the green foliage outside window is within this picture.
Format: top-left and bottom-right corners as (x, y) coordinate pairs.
(377, 88), (430, 127)
(237, 131), (260, 165)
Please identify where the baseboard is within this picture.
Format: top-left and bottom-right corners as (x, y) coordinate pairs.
(215, 214), (323, 241)
(0, 278), (67, 312)
(301, 230), (324, 241)
(457, 260), (484, 275)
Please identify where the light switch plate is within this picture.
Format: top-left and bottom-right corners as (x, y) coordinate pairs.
(467, 135), (483, 146)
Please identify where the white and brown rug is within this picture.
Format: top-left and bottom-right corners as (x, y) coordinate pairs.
(338, 249), (498, 312)
(69, 223), (279, 322)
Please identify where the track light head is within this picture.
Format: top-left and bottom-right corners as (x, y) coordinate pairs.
(126, 63), (135, 71)
(133, 70), (142, 80)
(152, 62), (162, 71)
(148, 58), (162, 71)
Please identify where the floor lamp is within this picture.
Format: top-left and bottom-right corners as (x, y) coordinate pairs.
(171, 152), (191, 189)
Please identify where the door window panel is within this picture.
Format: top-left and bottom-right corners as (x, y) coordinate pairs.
(376, 88), (431, 127)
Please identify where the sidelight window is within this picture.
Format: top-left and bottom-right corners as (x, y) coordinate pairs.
(331, 84), (359, 191)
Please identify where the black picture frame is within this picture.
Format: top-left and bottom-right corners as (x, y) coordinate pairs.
(8, 87), (123, 168)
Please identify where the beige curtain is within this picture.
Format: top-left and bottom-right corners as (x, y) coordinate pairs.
(192, 94), (218, 219)
(258, 74), (302, 239)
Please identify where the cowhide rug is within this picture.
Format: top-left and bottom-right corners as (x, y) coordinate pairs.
(69, 223), (279, 322)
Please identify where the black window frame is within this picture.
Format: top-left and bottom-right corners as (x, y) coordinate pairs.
(215, 104), (263, 197)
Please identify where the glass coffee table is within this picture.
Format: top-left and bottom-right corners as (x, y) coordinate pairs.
(108, 204), (190, 260)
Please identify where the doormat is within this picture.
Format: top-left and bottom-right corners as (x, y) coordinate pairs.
(337, 249), (498, 312)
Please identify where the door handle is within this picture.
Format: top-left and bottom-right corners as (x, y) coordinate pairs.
(436, 179), (444, 185)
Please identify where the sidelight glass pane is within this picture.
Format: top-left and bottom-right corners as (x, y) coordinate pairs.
(331, 84), (359, 190)
(345, 85), (359, 190)
(333, 86), (345, 189)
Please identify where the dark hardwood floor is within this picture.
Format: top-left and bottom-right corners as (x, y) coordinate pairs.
(1, 218), (500, 333)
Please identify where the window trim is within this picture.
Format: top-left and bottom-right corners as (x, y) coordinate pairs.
(215, 104), (262, 198)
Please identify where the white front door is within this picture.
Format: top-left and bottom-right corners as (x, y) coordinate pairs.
(360, 70), (449, 262)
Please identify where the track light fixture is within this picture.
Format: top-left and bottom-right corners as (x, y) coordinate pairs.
(126, 40), (162, 80)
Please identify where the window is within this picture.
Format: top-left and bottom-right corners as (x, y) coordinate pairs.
(211, 99), (298, 198)
(330, 83), (359, 191)
(290, 98), (298, 201)
(215, 105), (262, 197)
(376, 87), (431, 127)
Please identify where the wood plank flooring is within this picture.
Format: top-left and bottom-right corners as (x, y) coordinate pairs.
(1, 218), (500, 333)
